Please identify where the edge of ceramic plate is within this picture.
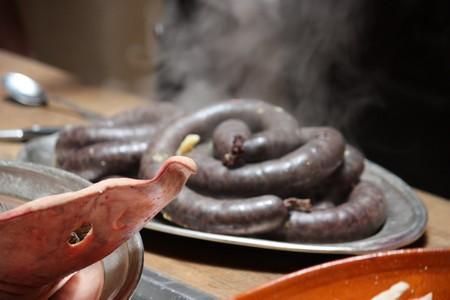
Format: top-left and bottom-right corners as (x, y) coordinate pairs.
(232, 247), (450, 299)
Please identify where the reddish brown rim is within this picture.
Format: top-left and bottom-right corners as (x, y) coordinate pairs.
(233, 247), (450, 299)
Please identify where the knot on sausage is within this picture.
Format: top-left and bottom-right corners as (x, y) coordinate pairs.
(140, 99), (387, 241)
(55, 103), (183, 181)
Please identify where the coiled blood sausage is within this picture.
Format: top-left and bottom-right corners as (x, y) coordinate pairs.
(55, 103), (183, 181)
(140, 99), (386, 241)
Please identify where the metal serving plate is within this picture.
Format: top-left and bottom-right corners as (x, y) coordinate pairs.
(17, 134), (428, 255)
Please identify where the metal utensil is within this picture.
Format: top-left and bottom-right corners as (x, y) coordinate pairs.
(0, 125), (62, 142)
(1, 72), (103, 121)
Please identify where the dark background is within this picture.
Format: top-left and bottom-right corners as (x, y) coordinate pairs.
(359, 0), (450, 198)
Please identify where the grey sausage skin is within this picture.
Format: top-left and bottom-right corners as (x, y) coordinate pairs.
(57, 103), (184, 148)
(140, 100), (346, 197)
(57, 99), (387, 241)
(309, 144), (365, 206)
(140, 100), (363, 236)
(184, 127), (345, 198)
(163, 188), (288, 235)
(56, 124), (159, 148)
(140, 99), (304, 179)
(280, 181), (386, 243)
(212, 119), (251, 166)
(56, 103), (183, 182)
(58, 140), (149, 181)
(140, 100), (306, 234)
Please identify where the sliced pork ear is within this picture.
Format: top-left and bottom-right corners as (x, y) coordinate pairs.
(0, 156), (196, 300)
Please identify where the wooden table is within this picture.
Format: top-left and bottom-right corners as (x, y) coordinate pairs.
(1, 50), (449, 299)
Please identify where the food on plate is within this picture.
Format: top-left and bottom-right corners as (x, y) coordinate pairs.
(55, 102), (183, 181)
(372, 281), (410, 300)
(56, 99), (387, 243)
(282, 180), (386, 242)
(412, 293), (433, 300)
(371, 281), (432, 300)
(0, 156), (195, 300)
(140, 99), (386, 242)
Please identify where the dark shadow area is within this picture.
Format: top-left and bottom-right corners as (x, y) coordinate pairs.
(406, 232), (428, 249)
(140, 229), (348, 274)
(357, 0), (450, 198)
(141, 226), (429, 275)
(0, 0), (28, 55)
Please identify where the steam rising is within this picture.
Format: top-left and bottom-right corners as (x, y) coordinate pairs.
(154, 0), (377, 140)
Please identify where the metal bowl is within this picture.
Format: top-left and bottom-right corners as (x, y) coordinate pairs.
(0, 160), (143, 300)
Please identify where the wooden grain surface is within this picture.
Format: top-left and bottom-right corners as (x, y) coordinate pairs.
(0, 50), (449, 299)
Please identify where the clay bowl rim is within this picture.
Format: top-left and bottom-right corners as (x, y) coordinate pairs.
(234, 247), (450, 299)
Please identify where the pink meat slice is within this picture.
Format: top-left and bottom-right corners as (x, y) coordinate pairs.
(0, 156), (196, 300)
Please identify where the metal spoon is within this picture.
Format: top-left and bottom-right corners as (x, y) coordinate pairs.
(1, 72), (103, 121)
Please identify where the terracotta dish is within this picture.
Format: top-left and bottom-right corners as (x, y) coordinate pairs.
(234, 248), (450, 300)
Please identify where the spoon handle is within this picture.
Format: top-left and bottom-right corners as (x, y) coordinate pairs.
(50, 95), (104, 121)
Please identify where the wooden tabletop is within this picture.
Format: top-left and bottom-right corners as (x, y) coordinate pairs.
(1, 50), (449, 299)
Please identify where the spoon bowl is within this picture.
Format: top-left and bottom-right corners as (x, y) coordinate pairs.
(2, 72), (103, 120)
(2, 72), (48, 106)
